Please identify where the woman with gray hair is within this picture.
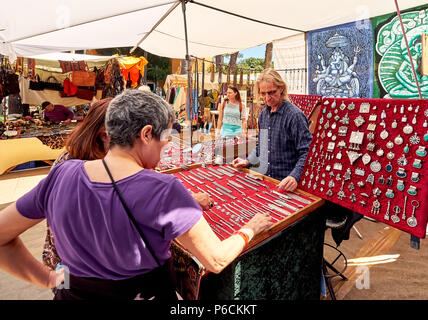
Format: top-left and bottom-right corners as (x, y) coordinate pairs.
(0, 89), (272, 300)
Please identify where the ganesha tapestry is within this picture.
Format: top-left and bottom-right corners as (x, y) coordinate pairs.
(372, 4), (428, 99)
(307, 21), (374, 98)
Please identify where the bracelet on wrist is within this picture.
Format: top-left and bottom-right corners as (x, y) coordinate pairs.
(236, 231), (249, 247)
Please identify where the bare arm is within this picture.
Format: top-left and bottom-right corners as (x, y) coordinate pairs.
(176, 213), (272, 274)
(0, 203), (63, 288)
(216, 101), (225, 132)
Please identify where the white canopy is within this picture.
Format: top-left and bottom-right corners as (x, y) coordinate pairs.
(0, 0), (426, 61)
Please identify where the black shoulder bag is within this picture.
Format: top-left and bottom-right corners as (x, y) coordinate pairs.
(101, 159), (177, 300)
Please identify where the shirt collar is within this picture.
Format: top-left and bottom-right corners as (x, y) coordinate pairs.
(266, 101), (286, 115)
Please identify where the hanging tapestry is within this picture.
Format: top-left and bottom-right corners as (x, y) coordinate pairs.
(372, 4), (428, 99)
(307, 20), (374, 98)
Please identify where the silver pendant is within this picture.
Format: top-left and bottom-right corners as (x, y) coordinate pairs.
(386, 141), (394, 149)
(366, 173), (375, 185)
(349, 131), (364, 150)
(403, 124), (413, 135)
(370, 160), (381, 173)
(359, 102), (370, 113)
(347, 151), (362, 165)
(409, 133), (420, 145)
(397, 155), (408, 166)
(362, 153), (371, 165)
(373, 188), (382, 198)
(344, 168), (352, 180)
(380, 130), (389, 140)
(339, 113), (350, 125)
(348, 102), (355, 111)
(354, 115), (365, 127)
(367, 143), (376, 152)
(338, 126), (348, 136)
(407, 200), (419, 228)
(367, 123), (376, 131)
(355, 168), (365, 176)
(371, 200), (381, 215)
(391, 120), (398, 129)
(391, 206), (401, 223)
(376, 148), (384, 157)
(386, 151), (395, 160)
(394, 135), (403, 145)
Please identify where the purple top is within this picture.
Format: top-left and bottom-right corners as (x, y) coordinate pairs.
(16, 160), (202, 280)
(43, 104), (74, 122)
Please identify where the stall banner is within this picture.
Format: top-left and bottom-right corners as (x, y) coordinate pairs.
(307, 20), (374, 99)
(372, 4), (428, 99)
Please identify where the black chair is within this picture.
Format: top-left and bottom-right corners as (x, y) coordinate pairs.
(322, 204), (363, 300)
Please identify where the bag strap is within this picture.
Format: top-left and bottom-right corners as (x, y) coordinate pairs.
(101, 158), (161, 267)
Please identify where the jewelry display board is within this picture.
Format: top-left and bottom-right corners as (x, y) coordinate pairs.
(299, 97), (428, 238)
(289, 94), (322, 119)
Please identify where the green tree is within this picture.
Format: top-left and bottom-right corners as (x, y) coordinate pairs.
(237, 57), (265, 72)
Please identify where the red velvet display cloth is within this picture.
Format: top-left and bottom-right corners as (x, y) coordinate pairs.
(299, 97), (428, 238)
(289, 94), (322, 119)
(174, 165), (314, 239)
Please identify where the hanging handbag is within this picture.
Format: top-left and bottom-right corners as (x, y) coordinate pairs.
(75, 87), (95, 100)
(59, 60), (88, 73)
(101, 159), (177, 300)
(71, 70), (96, 86)
(62, 77), (78, 96)
(43, 75), (63, 91)
(29, 74), (43, 90)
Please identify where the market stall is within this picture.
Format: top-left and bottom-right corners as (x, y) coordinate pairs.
(0, 53), (149, 174)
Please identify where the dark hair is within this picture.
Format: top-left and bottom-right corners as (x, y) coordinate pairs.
(41, 101), (52, 109)
(65, 98), (112, 160)
(227, 86), (241, 103)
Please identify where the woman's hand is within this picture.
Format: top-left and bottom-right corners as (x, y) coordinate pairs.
(192, 192), (214, 211)
(277, 176), (298, 192)
(231, 158), (249, 169)
(244, 213), (273, 235)
(47, 268), (65, 289)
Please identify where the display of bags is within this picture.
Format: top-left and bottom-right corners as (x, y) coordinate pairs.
(71, 70), (96, 87)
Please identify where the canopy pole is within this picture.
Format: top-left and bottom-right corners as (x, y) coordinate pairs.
(394, 0), (422, 99)
(181, 0), (193, 148)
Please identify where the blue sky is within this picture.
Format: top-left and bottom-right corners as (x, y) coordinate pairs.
(223, 44), (266, 63)
(238, 44), (266, 61)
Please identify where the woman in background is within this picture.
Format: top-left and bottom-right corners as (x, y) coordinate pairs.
(216, 86), (246, 138)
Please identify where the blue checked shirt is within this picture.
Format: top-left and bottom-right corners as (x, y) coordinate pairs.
(247, 101), (312, 182)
